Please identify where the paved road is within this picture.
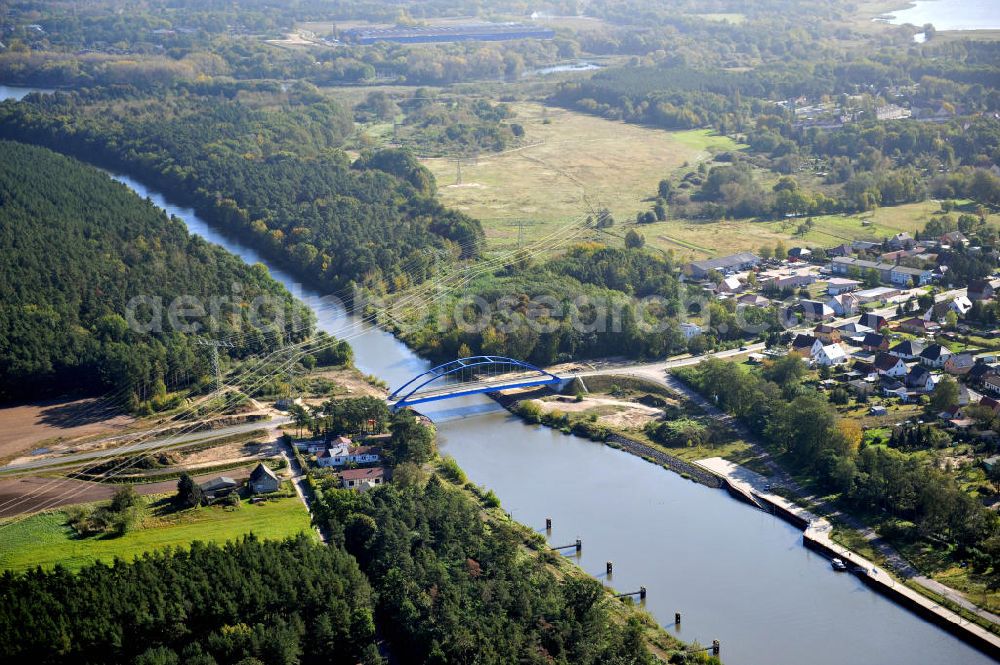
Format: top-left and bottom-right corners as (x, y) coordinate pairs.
(0, 417), (290, 474)
(278, 435), (326, 544)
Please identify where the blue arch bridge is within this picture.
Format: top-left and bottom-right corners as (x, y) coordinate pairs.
(388, 356), (569, 410)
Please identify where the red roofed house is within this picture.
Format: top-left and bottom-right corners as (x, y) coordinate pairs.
(340, 467), (387, 491)
(874, 353), (908, 378)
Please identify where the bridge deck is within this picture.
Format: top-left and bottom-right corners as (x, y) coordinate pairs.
(389, 375), (563, 409)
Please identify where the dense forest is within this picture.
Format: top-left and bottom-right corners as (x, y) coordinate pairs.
(0, 89), (484, 295)
(0, 140), (310, 406)
(0, 535), (380, 664)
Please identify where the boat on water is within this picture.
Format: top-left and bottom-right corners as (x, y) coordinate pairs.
(831, 558), (848, 571)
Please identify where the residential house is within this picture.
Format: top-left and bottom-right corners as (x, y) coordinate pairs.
(920, 344), (952, 368)
(938, 405), (965, 422)
(684, 252), (761, 279)
(898, 318), (941, 335)
(887, 232), (914, 250)
(852, 359), (875, 377)
(827, 278), (861, 295)
(317, 440), (381, 468)
(876, 104), (911, 121)
(737, 294), (771, 307)
(859, 313), (889, 331)
(984, 374), (1000, 396)
(717, 275), (744, 294)
(316, 443), (351, 468)
(829, 256), (884, 278)
(760, 268), (816, 291)
(874, 353), (908, 378)
(340, 466), (387, 491)
(680, 322), (703, 340)
(862, 332), (889, 353)
(939, 231), (968, 247)
(889, 265), (933, 287)
(829, 256), (930, 286)
(788, 247), (812, 261)
(967, 362), (999, 387)
(827, 293), (860, 317)
(199, 476), (239, 499)
(889, 339), (925, 360)
(879, 249), (913, 263)
(813, 324), (841, 344)
(349, 445), (381, 465)
(294, 439), (327, 454)
(930, 296), (972, 320)
(815, 344), (849, 366)
(827, 243), (853, 258)
(849, 379), (875, 398)
(906, 365), (935, 392)
(799, 300), (835, 321)
(881, 377), (909, 400)
(838, 322), (874, 335)
(968, 280), (995, 302)
(979, 396), (1000, 414)
(950, 295), (973, 316)
(249, 463), (280, 494)
(943, 353), (974, 375)
(791, 334), (823, 357)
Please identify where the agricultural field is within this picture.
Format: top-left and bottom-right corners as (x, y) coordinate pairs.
(421, 102), (741, 250)
(0, 495), (313, 572)
(0, 397), (136, 465)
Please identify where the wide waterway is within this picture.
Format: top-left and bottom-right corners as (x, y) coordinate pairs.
(0, 86), (992, 664)
(882, 0), (1000, 32)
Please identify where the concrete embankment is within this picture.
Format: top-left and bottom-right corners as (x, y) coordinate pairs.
(695, 457), (1000, 661)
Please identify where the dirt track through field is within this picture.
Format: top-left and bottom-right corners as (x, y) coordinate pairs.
(0, 397), (134, 462)
(0, 467), (256, 518)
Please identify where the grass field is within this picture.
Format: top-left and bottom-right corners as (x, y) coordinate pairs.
(686, 13), (747, 24)
(421, 102), (741, 251)
(0, 495), (314, 572)
(418, 101), (956, 259)
(640, 199), (947, 262)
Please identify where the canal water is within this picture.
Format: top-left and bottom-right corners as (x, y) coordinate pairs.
(882, 0), (1000, 32)
(1, 87), (992, 665)
(0, 85), (55, 101)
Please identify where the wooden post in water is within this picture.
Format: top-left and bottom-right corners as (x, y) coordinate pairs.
(606, 561), (613, 576)
(675, 612), (681, 625)
(639, 586), (647, 600)
(575, 538), (582, 553)
(712, 640), (720, 656)
(545, 517), (552, 531)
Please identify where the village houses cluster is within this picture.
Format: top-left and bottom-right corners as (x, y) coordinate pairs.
(681, 228), (1000, 427)
(295, 432), (388, 491)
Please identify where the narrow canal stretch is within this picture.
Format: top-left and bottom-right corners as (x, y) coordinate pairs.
(1, 86), (993, 665)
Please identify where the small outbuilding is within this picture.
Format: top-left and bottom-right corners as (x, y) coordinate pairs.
(249, 463), (281, 494)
